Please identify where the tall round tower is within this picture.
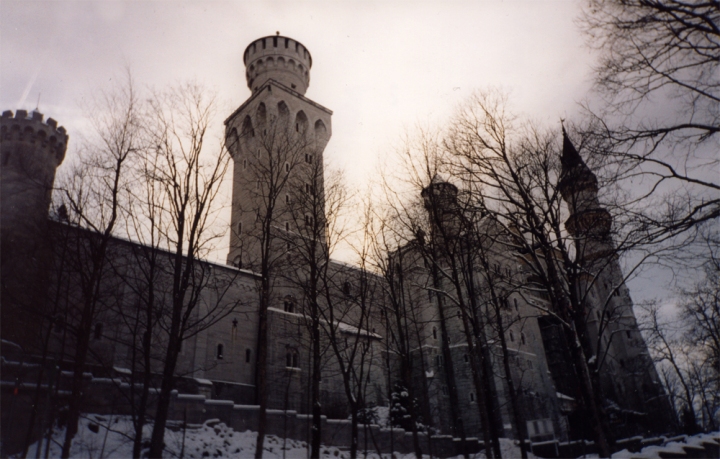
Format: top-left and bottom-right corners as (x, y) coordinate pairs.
(1, 109), (68, 353)
(243, 34), (313, 94)
(226, 35), (332, 269)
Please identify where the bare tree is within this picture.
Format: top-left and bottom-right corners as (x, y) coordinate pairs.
(55, 75), (141, 459)
(318, 200), (382, 459)
(641, 229), (720, 433)
(224, 102), (313, 459)
(143, 82), (235, 458)
(368, 208), (433, 459)
(579, 0), (720, 234)
(444, 91), (618, 456)
(281, 158), (352, 458)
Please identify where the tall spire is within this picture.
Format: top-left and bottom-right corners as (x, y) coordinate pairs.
(558, 128), (597, 196)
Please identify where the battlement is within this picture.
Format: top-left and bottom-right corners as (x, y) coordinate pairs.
(0, 110), (68, 164)
(243, 35), (312, 95)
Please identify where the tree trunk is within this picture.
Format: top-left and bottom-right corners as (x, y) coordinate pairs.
(311, 308), (322, 458)
(495, 307), (528, 459)
(431, 262), (469, 458)
(254, 281), (270, 459)
(148, 334), (181, 458)
(60, 311), (93, 459)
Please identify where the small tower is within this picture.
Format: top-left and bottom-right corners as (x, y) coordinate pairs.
(1, 109), (68, 353)
(558, 129), (612, 262)
(421, 174), (460, 240)
(225, 35), (332, 268)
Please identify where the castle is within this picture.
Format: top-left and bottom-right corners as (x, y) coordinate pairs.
(1, 34), (673, 454)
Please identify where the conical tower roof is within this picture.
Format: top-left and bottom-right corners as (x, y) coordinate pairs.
(558, 128), (597, 196)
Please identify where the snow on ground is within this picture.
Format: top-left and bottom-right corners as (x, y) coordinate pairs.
(445, 438), (537, 459)
(20, 415), (425, 458)
(578, 431), (720, 458)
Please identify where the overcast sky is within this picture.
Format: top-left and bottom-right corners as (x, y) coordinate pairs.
(2, 0), (594, 174)
(6, 1), (679, 302)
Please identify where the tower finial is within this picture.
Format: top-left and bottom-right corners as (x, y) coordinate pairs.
(276, 31), (280, 35)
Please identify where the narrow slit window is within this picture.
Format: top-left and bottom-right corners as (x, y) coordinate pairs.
(217, 343), (224, 359)
(94, 323), (103, 340)
(246, 348), (251, 363)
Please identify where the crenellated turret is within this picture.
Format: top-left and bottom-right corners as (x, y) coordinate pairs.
(243, 34), (313, 95)
(1, 109), (68, 235)
(1, 109), (68, 353)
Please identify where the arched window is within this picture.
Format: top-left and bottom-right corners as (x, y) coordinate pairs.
(521, 332), (526, 345)
(241, 115), (254, 139)
(342, 281), (351, 295)
(226, 127), (239, 150)
(94, 323), (103, 340)
(237, 222), (242, 234)
(256, 103), (267, 129)
(470, 393), (475, 402)
(285, 222), (290, 231)
(284, 299), (295, 313)
(314, 119), (328, 146)
(295, 111), (308, 134)
(509, 331), (515, 342)
(464, 354), (469, 363)
(514, 298), (519, 311)
(246, 348), (252, 363)
(285, 162), (290, 173)
(277, 101), (290, 131)
(217, 343), (224, 359)
(432, 327), (438, 340)
(286, 350), (299, 368)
